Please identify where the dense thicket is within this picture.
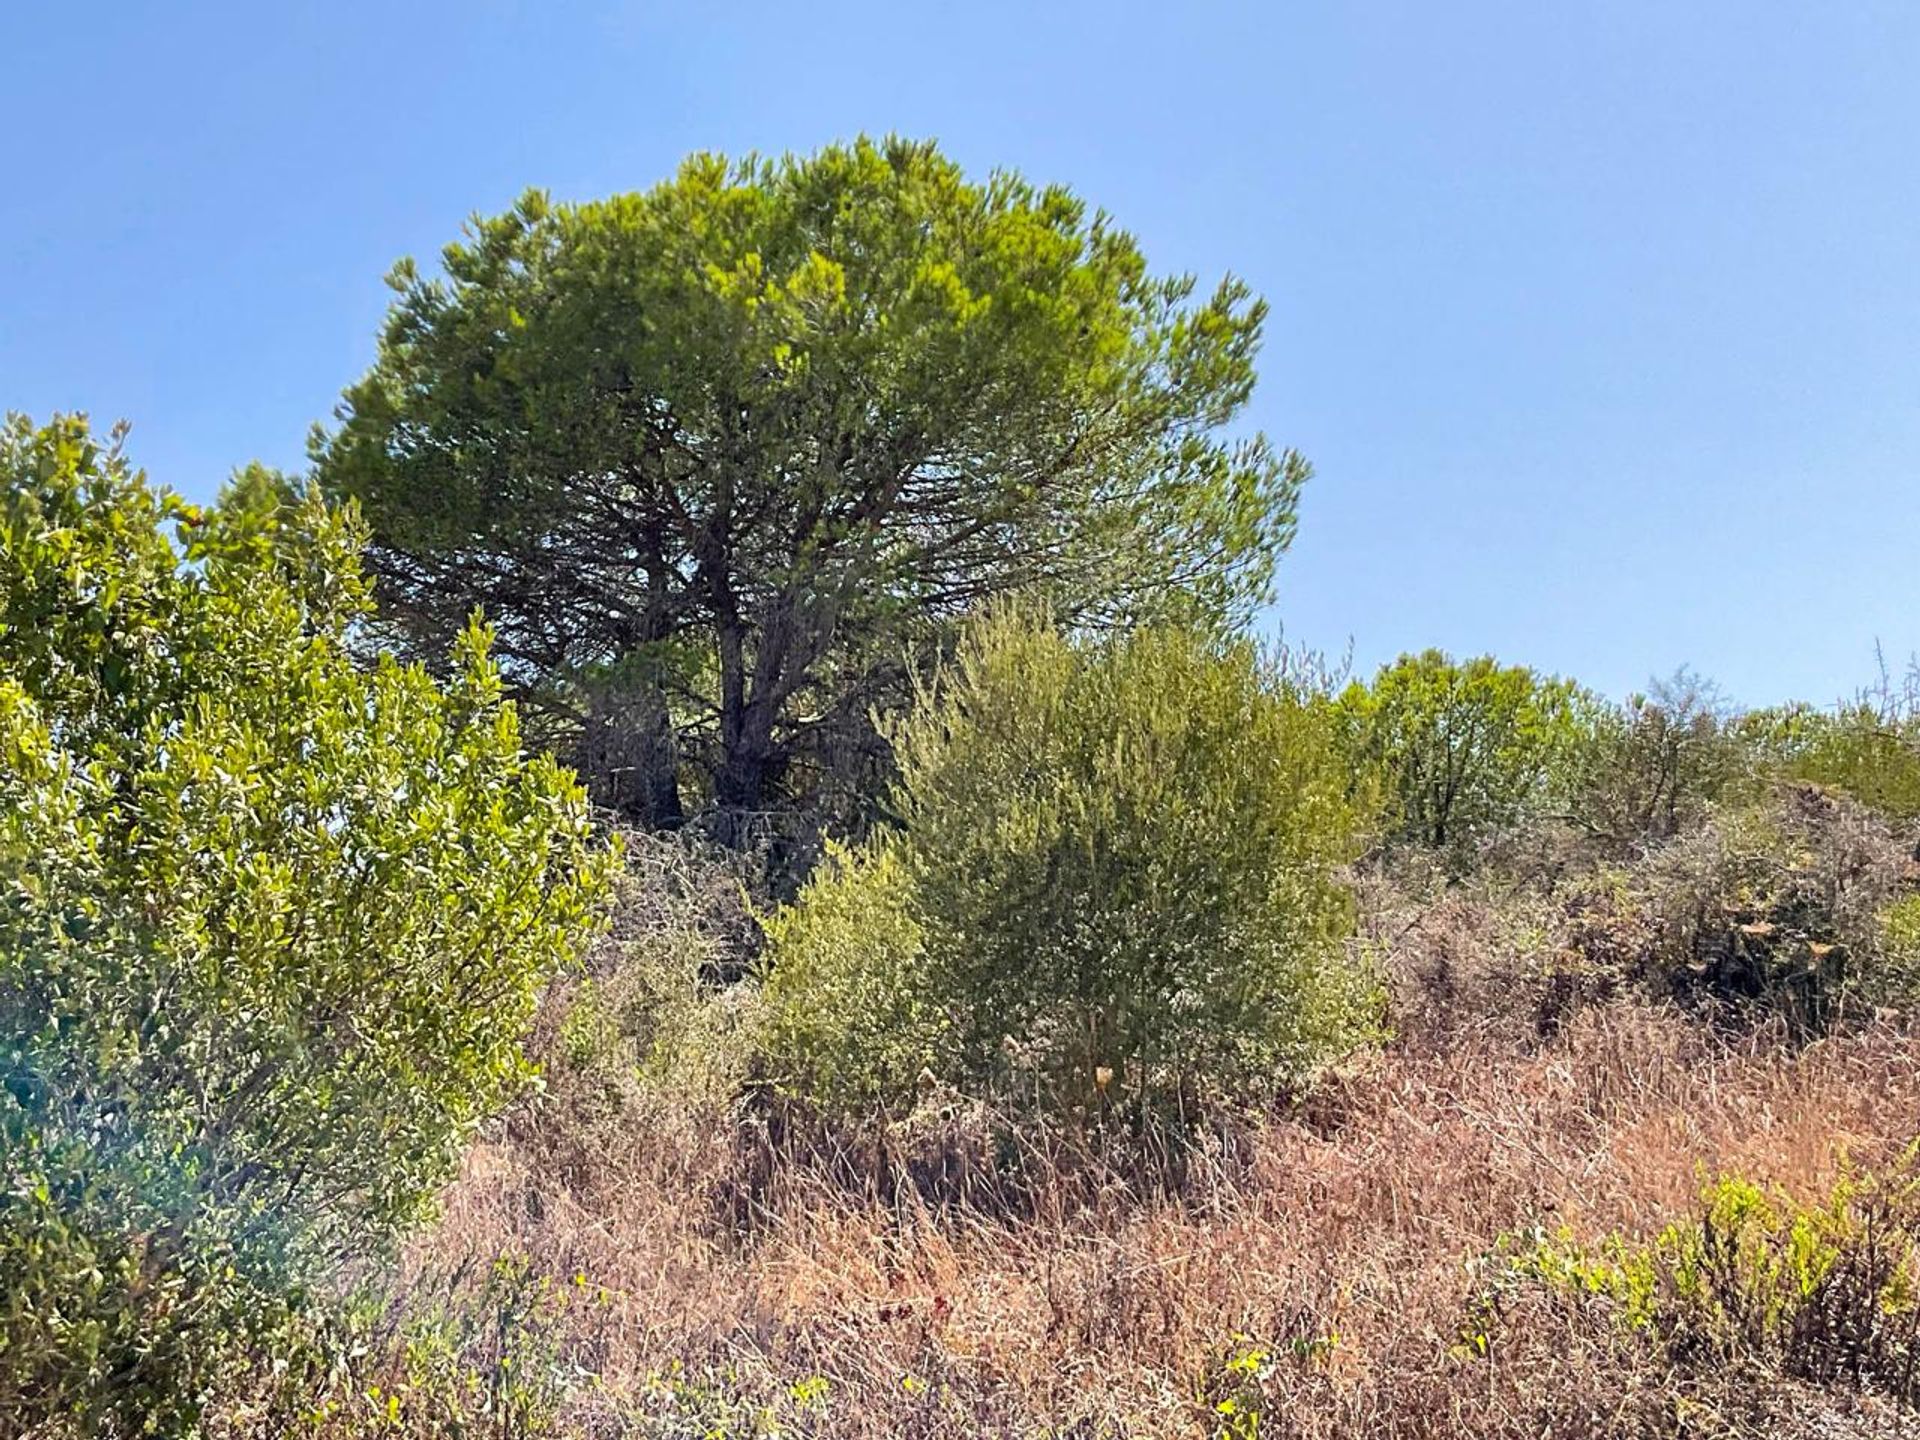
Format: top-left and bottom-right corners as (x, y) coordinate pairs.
(1756, 697), (1920, 823)
(0, 416), (612, 1435)
(316, 137), (1306, 834)
(1566, 669), (1749, 850)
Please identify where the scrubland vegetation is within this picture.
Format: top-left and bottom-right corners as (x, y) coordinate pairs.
(6, 138), (1920, 1438)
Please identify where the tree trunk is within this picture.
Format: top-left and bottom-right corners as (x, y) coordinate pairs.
(714, 700), (777, 812)
(576, 678), (684, 831)
(631, 691), (686, 830)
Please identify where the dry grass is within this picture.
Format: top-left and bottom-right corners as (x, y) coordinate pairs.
(290, 808), (1920, 1438)
(365, 998), (1920, 1438)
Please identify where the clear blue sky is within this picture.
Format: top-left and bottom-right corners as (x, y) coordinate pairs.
(5, 1), (1915, 706)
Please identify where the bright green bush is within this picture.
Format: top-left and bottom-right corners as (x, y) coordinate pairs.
(1519, 1158), (1920, 1400)
(1746, 702), (1920, 825)
(762, 609), (1378, 1123)
(0, 416), (614, 1435)
(1336, 650), (1587, 864)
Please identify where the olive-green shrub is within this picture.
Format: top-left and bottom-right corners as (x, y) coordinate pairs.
(0, 416), (613, 1435)
(1568, 670), (1754, 851)
(762, 609), (1378, 1123)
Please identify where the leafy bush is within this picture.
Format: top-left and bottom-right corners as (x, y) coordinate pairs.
(0, 416), (613, 1435)
(1519, 1159), (1920, 1402)
(304, 1255), (586, 1439)
(1886, 894), (1920, 982)
(762, 609), (1378, 1124)
(1747, 702), (1920, 826)
(1569, 669), (1753, 851)
(1336, 650), (1587, 865)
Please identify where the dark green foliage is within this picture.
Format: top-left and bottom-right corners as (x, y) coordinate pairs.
(762, 608), (1377, 1123)
(0, 415), (614, 1435)
(315, 137), (1306, 832)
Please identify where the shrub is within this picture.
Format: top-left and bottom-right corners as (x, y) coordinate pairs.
(0, 416), (613, 1435)
(762, 609), (1378, 1125)
(1747, 702), (1920, 826)
(1519, 1158), (1920, 1403)
(1373, 780), (1920, 1047)
(529, 831), (767, 1183)
(1642, 787), (1914, 1022)
(304, 1255), (583, 1439)
(1886, 894), (1920, 985)
(1569, 669), (1753, 851)
(1336, 650), (1587, 865)
(1546, 784), (1919, 1032)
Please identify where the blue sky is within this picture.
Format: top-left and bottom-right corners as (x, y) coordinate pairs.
(4, 1), (1915, 705)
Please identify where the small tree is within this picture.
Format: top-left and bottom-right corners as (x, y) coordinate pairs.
(0, 416), (613, 1434)
(762, 609), (1376, 1124)
(1337, 650), (1585, 861)
(1572, 669), (1749, 850)
(316, 137), (1307, 833)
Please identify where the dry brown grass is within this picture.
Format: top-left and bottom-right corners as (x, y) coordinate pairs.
(361, 996), (1920, 1439)
(285, 807), (1920, 1439)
